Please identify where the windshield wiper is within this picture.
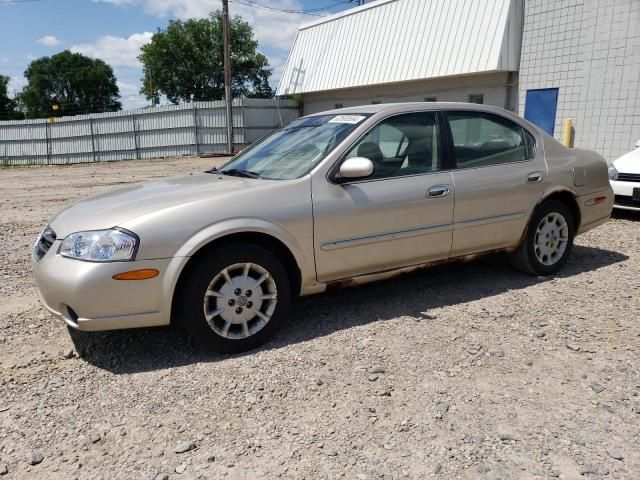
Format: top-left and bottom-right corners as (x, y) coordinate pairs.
(205, 167), (220, 174)
(218, 168), (262, 179)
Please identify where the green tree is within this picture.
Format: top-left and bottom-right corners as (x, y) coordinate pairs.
(139, 11), (273, 104)
(0, 75), (23, 120)
(19, 50), (121, 118)
(246, 70), (275, 99)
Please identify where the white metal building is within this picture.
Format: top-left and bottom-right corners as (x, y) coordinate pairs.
(277, 0), (524, 112)
(278, 0), (640, 161)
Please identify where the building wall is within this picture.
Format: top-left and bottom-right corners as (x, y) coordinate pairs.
(518, 0), (640, 161)
(300, 72), (518, 115)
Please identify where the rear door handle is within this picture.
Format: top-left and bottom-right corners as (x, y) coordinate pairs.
(527, 172), (544, 183)
(427, 184), (450, 198)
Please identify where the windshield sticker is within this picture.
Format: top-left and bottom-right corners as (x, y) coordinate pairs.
(328, 115), (366, 124)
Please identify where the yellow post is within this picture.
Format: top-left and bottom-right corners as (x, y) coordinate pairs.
(562, 118), (573, 148)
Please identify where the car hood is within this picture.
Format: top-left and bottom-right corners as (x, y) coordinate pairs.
(49, 172), (267, 237)
(613, 148), (640, 173)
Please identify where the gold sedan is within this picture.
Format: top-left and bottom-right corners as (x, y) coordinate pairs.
(32, 103), (613, 352)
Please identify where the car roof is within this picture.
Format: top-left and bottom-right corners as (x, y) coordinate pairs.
(301, 101), (551, 147)
(310, 101), (512, 116)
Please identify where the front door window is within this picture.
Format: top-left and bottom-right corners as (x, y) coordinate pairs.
(344, 112), (443, 179)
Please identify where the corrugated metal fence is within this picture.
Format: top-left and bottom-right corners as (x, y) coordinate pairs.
(0, 98), (299, 166)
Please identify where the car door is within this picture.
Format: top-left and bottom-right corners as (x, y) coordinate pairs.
(312, 111), (454, 282)
(444, 110), (546, 256)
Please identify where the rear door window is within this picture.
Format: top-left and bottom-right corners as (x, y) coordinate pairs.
(446, 112), (535, 169)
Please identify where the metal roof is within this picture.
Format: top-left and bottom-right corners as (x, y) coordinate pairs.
(277, 0), (523, 96)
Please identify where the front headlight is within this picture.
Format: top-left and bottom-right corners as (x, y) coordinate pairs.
(60, 229), (138, 262)
(608, 165), (618, 181)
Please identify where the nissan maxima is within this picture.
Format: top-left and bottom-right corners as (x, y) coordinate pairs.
(32, 103), (613, 353)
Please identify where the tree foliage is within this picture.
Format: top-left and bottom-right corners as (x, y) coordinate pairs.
(139, 11), (274, 104)
(19, 51), (121, 118)
(0, 75), (23, 120)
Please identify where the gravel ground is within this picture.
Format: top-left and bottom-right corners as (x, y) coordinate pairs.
(0, 157), (639, 480)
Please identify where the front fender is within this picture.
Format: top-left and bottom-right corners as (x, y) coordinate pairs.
(173, 217), (308, 267)
(158, 217), (319, 324)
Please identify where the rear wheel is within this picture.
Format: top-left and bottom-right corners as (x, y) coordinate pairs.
(177, 243), (291, 353)
(509, 199), (575, 276)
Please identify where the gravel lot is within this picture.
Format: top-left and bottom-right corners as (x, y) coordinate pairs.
(0, 157), (638, 480)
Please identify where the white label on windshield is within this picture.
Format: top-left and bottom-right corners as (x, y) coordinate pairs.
(329, 115), (366, 124)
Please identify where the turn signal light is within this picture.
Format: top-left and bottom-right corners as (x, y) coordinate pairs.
(112, 269), (159, 280)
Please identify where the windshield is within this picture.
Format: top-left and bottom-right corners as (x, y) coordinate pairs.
(219, 113), (369, 180)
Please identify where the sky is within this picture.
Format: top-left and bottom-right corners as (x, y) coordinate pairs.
(0, 0), (361, 109)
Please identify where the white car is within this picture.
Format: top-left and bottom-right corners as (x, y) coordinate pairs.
(609, 140), (640, 211)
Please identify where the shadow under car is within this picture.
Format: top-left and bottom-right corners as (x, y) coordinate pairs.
(68, 244), (628, 374)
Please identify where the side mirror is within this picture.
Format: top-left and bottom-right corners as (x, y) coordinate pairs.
(635, 139), (640, 148)
(338, 157), (374, 180)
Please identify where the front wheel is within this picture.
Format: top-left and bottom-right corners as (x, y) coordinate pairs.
(177, 243), (291, 353)
(509, 199), (575, 276)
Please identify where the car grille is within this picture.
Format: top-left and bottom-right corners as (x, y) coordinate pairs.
(33, 226), (57, 261)
(617, 172), (640, 182)
(614, 195), (640, 208)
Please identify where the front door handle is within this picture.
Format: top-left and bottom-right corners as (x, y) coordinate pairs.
(427, 184), (450, 198)
(527, 172), (544, 183)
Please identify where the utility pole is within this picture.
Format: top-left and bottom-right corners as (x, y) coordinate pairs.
(222, 0), (233, 154)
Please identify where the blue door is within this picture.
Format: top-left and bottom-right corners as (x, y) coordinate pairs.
(524, 88), (559, 135)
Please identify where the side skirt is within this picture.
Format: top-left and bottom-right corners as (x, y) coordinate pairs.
(320, 246), (519, 292)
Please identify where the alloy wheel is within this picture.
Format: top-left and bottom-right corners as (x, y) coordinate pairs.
(203, 262), (278, 340)
(534, 212), (569, 266)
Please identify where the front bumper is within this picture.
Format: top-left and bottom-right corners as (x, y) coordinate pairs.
(610, 179), (640, 211)
(32, 242), (175, 331)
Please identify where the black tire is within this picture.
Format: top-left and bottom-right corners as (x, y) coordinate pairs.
(509, 199), (575, 276)
(176, 243), (291, 353)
